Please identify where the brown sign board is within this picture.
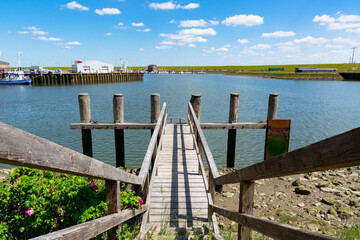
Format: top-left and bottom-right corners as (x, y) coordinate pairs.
(264, 119), (291, 160)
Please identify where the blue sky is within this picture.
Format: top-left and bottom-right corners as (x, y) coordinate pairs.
(1, 0), (360, 67)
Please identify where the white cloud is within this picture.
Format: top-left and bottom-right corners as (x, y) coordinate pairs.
(277, 45), (300, 52)
(209, 20), (219, 26)
(66, 41), (81, 45)
(262, 31), (295, 38)
(332, 37), (360, 45)
(149, 2), (177, 10)
(139, 48), (145, 51)
(293, 36), (328, 44)
(17, 31), (29, 34)
(118, 22), (124, 26)
(63, 46), (73, 49)
(203, 47), (229, 54)
(104, 33), (112, 36)
(268, 51), (274, 54)
(325, 44), (344, 49)
(149, 2), (199, 10)
(313, 14), (335, 23)
(179, 3), (199, 9)
(178, 28), (216, 36)
(132, 22), (145, 27)
(179, 19), (207, 27)
(62, 1), (89, 11)
(240, 48), (264, 56)
(161, 40), (177, 45)
(337, 14), (360, 22)
(95, 8), (121, 15)
(328, 22), (360, 30)
(155, 45), (173, 49)
(222, 14), (263, 27)
(34, 36), (63, 41)
(170, 19), (175, 24)
(160, 33), (207, 45)
(250, 44), (271, 50)
(188, 43), (196, 47)
(143, 28), (151, 32)
(347, 28), (360, 33)
(24, 26), (39, 31)
(32, 30), (48, 35)
(223, 44), (231, 48)
(237, 39), (249, 44)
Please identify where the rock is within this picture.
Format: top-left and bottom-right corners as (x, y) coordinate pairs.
(317, 181), (330, 188)
(253, 203), (260, 209)
(313, 202), (321, 207)
(321, 197), (338, 205)
(350, 191), (360, 197)
(219, 223), (225, 229)
(292, 178), (306, 187)
(222, 192), (234, 198)
(231, 186), (239, 192)
(268, 216), (275, 221)
(327, 214), (337, 220)
(218, 198), (224, 203)
(278, 177), (286, 181)
(320, 187), (342, 194)
(295, 187), (311, 195)
(337, 207), (354, 219)
(348, 200), (358, 207)
(350, 185), (360, 191)
(327, 208), (338, 216)
(307, 223), (319, 232)
(297, 203), (305, 207)
(349, 172), (359, 178)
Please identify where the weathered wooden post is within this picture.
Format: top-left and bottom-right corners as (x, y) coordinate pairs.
(113, 94), (125, 168)
(267, 93), (278, 120)
(190, 94), (201, 122)
(238, 180), (255, 240)
(106, 180), (121, 239)
(78, 93), (93, 157)
(227, 93), (239, 168)
(151, 93), (160, 136)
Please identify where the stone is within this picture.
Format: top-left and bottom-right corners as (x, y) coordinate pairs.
(327, 214), (337, 220)
(349, 172), (359, 178)
(327, 208), (338, 216)
(348, 200), (358, 207)
(268, 216), (275, 221)
(350, 185), (360, 191)
(317, 181), (330, 188)
(218, 223), (225, 229)
(321, 197), (338, 205)
(313, 202), (321, 207)
(337, 207), (354, 219)
(307, 223), (319, 232)
(351, 191), (360, 197)
(218, 198), (224, 203)
(222, 192), (234, 198)
(295, 187), (310, 195)
(297, 203), (305, 207)
(320, 187), (342, 194)
(292, 178), (306, 187)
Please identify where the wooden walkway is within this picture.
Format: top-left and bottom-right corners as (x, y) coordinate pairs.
(149, 123), (208, 228)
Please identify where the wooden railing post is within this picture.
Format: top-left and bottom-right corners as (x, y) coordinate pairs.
(106, 180), (121, 240)
(151, 93), (160, 136)
(227, 93), (239, 168)
(78, 93), (93, 157)
(113, 94), (125, 168)
(238, 180), (255, 240)
(190, 94), (202, 122)
(267, 93), (278, 120)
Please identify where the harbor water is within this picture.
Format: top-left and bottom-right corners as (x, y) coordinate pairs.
(1, 74), (360, 169)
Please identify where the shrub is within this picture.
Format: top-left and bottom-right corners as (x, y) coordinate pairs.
(0, 167), (142, 239)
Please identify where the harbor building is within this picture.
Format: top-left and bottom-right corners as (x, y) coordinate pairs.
(72, 60), (114, 74)
(0, 61), (10, 70)
(295, 67), (337, 73)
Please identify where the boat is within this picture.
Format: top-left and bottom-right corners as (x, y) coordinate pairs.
(339, 72), (360, 80)
(0, 52), (32, 85)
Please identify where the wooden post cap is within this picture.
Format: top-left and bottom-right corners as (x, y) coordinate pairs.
(270, 93), (278, 96)
(230, 92), (239, 96)
(151, 93), (160, 96)
(79, 93), (89, 96)
(191, 94), (201, 97)
(114, 93), (123, 97)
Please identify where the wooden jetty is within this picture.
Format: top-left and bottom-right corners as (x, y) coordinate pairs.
(0, 92), (357, 240)
(27, 72), (143, 86)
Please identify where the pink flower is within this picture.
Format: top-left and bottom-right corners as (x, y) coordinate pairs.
(49, 188), (56, 195)
(57, 210), (62, 216)
(90, 183), (98, 191)
(139, 198), (144, 205)
(25, 208), (34, 216)
(39, 170), (44, 173)
(16, 175), (20, 179)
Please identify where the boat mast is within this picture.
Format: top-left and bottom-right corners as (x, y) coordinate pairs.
(18, 51), (22, 71)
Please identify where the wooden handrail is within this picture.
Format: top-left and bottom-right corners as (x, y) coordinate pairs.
(0, 122), (141, 185)
(215, 126), (360, 185)
(138, 102), (167, 190)
(188, 102), (220, 181)
(210, 204), (340, 240)
(70, 123), (156, 130)
(31, 205), (149, 240)
(200, 122), (266, 129)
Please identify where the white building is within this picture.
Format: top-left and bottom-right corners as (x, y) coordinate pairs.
(72, 60), (114, 73)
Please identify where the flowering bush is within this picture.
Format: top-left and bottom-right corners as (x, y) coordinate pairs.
(0, 167), (142, 239)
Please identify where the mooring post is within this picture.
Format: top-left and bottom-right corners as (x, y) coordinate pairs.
(113, 94), (125, 168)
(267, 93), (278, 120)
(106, 180), (121, 240)
(227, 93), (239, 168)
(238, 180), (255, 240)
(190, 94), (202, 122)
(151, 93), (160, 136)
(78, 93), (93, 157)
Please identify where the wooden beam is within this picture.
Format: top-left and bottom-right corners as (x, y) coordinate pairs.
(70, 123), (156, 130)
(78, 93), (93, 157)
(31, 206), (149, 240)
(106, 180), (121, 239)
(215, 126), (360, 185)
(238, 181), (254, 240)
(227, 93), (239, 168)
(113, 94), (125, 168)
(200, 123), (266, 129)
(211, 204), (340, 240)
(0, 121), (142, 185)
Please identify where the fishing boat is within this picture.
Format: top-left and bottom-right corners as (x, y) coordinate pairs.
(0, 51), (32, 85)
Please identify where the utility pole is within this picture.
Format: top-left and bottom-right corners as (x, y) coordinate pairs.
(351, 47), (357, 63)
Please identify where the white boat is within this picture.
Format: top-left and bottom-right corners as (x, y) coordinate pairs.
(0, 52), (31, 85)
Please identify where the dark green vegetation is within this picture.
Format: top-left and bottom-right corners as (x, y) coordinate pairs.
(0, 167), (142, 239)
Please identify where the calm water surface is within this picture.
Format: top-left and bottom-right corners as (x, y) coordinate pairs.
(1, 74), (360, 169)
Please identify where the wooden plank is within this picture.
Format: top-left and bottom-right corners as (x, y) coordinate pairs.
(113, 94), (125, 168)
(153, 183), (205, 188)
(210, 204), (340, 240)
(150, 202), (208, 209)
(150, 208), (208, 215)
(106, 180), (121, 239)
(215, 126), (360, 185)
(150, 197), (208, 203)
(0, 122), (142, 184)
(154, 179), (204, 184)
(238, 181), (255, 240)
(152, 187), (206, 193)
(151, 191), (207, 197)
(78, 94), (93, 157)
(70, 123), (156, 130)
(31, 206), (148, 240)
(200, 123), (266, 129)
